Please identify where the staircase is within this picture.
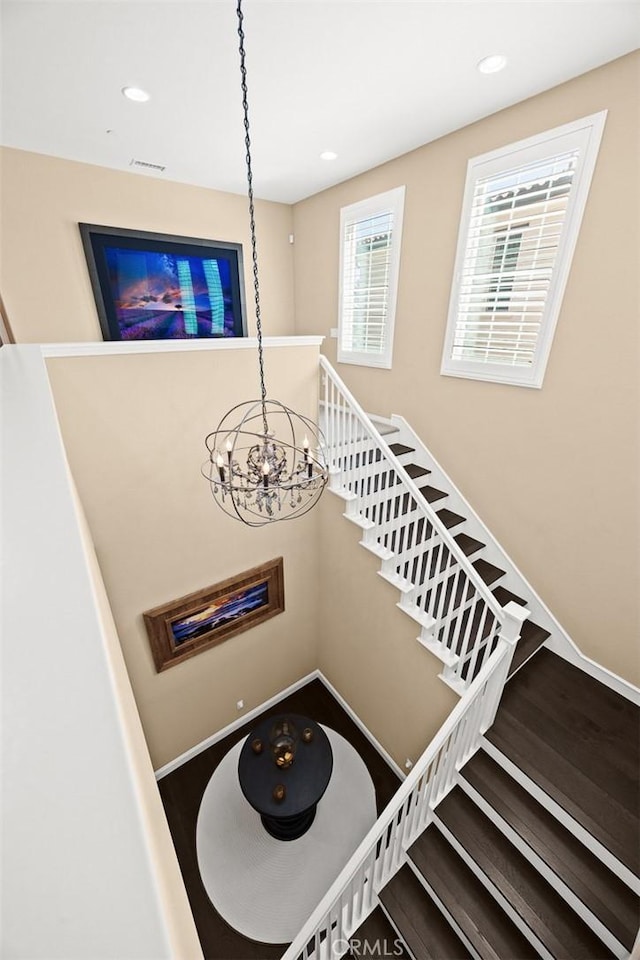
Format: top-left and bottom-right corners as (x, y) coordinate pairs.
(361, 647), (639, 959)
(282, 358), (639, 960)
(380, 436), (552, 682)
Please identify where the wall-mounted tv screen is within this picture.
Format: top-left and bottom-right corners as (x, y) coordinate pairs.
(80, 223), (246, 342)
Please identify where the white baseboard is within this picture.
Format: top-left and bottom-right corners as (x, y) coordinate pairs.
(155, 671), (319, 779)
(316, 671), (406, 781)
(155, 669), (405, 782)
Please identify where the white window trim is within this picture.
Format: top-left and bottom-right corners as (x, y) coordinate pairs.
(441, 111), (607, 388)
(338, 185), (405, 369)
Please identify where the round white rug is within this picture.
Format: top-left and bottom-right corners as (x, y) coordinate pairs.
(196, 725), (377, 944)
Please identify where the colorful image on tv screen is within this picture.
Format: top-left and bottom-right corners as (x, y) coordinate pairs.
(105, 247), (236, 340)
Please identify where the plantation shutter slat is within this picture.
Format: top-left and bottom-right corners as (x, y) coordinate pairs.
(341, 210), (394, 355)
(451, 150), (580, 369)
(338, 186), (405, 368)
(442, 112), (606, 387)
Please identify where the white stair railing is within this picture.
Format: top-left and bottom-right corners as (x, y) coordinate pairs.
(319, 356), (525, 692)
(281, 606), (528, 960)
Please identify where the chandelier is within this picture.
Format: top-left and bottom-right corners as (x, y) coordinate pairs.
(202, 0), (328, 526)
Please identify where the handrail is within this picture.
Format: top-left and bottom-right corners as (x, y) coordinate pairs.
(281, 626), (525, 960)
(318, 356), (505, 626)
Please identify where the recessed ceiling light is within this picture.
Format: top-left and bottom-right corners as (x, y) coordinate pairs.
(320, 151), (338, 161)
(122, 86), (150, 103)
(477, 54), (507, 75)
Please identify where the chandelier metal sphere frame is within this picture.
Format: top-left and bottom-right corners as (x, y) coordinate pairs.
(203, 398), (327, 526)
(202, 0), (328, 526)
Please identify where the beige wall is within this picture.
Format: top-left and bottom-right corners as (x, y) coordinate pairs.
(293, 52), (640, 686)
(47, 345), (321, 768)
(318, 491), (458, 764)
(0, 147), (294, 343)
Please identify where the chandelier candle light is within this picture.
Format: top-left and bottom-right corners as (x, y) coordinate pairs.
(202, 0), (328, 526)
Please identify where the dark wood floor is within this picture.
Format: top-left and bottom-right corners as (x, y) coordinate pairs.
(158, 678), (401, 960)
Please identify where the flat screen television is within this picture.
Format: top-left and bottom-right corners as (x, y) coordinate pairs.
(80, 223), (247, 342)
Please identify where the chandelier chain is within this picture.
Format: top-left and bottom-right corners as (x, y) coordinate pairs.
(237, 0), (269, 437)
(201, 0), (328, 526)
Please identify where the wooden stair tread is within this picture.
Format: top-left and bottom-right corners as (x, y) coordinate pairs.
(436, 787), (615, 959)
(404, 462), (431, 481)
(487, 648), (640, 876)
(379, 864), (472, 959)
(472, 557), (505, 586)
(492, 585), (528, 607)
(453, 532), (485, 556)
(436, 508), (466, 529)
(389, 443), (415, 457)
(351, 906), (410, 958)
(508, 618), (550, 676)
(418, 484), (448, 504)
(409, 826), (538, 960)
(462, 750), (639, 951)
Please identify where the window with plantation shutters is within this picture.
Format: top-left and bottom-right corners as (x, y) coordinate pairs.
(338, 186), (405, 368)
(441, 112), (607, 387)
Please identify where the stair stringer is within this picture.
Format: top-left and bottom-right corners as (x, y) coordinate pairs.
(388, 414), (640, 706)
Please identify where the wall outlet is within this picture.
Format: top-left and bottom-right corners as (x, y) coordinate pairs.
(404, 758), (413, 770)
(236, 699), (244, 711)
(330, 328), (338, 339)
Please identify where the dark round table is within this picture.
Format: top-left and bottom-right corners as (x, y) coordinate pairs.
(237, 714), (333, 841)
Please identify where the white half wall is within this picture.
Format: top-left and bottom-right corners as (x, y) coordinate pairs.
(1, 344), (202, 959)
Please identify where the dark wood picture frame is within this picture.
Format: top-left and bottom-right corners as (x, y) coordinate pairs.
(143, 558), (284, 672)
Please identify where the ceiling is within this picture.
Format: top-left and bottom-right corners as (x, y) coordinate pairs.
(1, 1), (639, 204)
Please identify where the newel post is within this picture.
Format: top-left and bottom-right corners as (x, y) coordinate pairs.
(482, 601), (531, 733)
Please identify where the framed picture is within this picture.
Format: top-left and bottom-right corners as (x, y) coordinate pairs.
(79, 223), (247, 342)
(143, 558), (284, 672)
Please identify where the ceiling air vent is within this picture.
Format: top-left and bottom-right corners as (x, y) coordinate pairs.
(129, 158), (166, 172)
